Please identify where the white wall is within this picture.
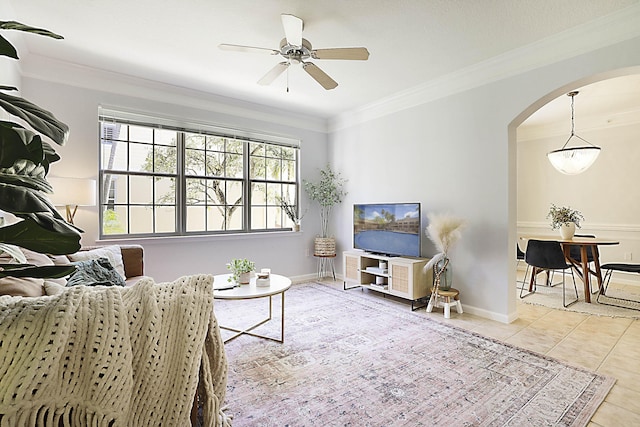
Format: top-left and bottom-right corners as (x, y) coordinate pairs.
(330, 36), (640, 322)
(0, 60), (20, 94)
(1, 22), (23, 223)
(0, 10), (21, 109)
(16, 24), (640, 322)
(21, 75), (329, 283)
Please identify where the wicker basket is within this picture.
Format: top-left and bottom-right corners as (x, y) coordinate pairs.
(314, 237), (336, 256)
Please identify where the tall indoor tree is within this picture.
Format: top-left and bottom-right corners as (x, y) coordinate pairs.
(0, 20), (81, 279)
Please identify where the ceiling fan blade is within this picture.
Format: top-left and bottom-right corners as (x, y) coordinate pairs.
(312, 47), (370, 60)
(281, 14), (303, 47)
(218, 43), (280, 55)
(302, 62), (338, 90)
(258, 62), (289, 85)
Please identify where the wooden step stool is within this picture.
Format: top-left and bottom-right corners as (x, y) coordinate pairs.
(426, 287), (463, 319)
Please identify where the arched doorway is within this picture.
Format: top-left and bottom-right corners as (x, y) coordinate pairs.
(508, 68), (640, 318)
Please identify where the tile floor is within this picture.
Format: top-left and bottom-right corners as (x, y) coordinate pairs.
(321, 278), (640, 426)
(453, 300), (640, 426)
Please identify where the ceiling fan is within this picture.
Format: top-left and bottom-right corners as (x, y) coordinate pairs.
(219, 14), (369, 91)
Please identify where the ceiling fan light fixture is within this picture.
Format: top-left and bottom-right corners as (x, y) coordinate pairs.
(219, 13), (369, 91)
(547, 91), (601, 175)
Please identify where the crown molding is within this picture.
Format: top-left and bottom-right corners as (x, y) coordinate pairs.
(517, 107), (640, 142)
(328, 3), (640, 133)
(19, 54), (329, 134)
(13, 3), (640, 136)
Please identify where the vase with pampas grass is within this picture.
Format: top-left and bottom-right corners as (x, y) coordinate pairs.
(423, 213), (466, 291)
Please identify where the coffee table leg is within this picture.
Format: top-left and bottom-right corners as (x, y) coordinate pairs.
(220, 292), (285, 344)
(281, 291), (285, 342)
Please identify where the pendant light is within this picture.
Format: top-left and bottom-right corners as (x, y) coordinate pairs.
(547, 91), (601, 175)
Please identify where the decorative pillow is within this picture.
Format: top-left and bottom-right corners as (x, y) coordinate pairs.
(0, 248), (50, 296)
(66, 258), (126, 287)
(19, 248), (68, 286)
(68, 245), (126, 280)
(0, 278), (45, 297)
(48, 254), (72, 266)
(44, 281), (67, 296)
(19, 248), (55, 266)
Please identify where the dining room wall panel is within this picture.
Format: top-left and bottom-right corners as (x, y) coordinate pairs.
(518, 121), (640, 224)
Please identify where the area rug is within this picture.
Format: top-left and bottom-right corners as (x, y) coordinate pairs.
(517, 277), (640, 319)
(213, 282), (615, 426)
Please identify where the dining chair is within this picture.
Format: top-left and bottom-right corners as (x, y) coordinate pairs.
(597, 263), (640, 310)
(520, 241), (562, 289)
(520, 239), (579, 307)
(516, 243), (530, 289)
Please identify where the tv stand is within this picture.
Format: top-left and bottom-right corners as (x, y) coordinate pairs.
(367, 251), (400, 258)
(343, 250), (432, 310)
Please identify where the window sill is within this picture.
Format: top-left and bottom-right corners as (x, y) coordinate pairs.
(97, 230), (306, 246)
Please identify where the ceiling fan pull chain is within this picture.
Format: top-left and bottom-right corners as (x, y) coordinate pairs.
(286, 58), (291, 92)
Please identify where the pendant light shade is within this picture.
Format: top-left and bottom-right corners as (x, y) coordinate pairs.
(547, 146), (600, 175)
(547, 91), (600, 175)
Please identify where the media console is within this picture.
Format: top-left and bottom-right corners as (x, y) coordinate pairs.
(343, 250), (432, 310)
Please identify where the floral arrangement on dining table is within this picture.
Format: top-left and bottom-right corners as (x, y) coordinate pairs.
(547, 204), (584, 230)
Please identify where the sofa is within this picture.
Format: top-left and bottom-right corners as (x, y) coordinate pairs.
(78, 244), (146, 286)
(0, 244), (146, 297)
(0, 244), (230, 426)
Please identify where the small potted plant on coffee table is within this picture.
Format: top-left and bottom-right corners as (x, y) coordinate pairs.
(227, 258), (255, 284)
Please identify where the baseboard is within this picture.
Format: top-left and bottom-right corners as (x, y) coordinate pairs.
(290, 273), (319, 284)
(462, 304), (516, 324)
(299, 273), (517, 323)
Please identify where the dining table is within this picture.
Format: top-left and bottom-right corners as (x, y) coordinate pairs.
(520, 235), (620, 303)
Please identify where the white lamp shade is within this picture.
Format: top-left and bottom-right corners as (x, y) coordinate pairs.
(547, 146), (601, 175)
(48, 177), (97, 206)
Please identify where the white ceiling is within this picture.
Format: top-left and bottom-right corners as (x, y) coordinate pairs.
(5, 0), (640, 122)
(518, 74), (640, 141)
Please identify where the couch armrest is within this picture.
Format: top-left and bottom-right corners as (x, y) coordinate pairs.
(120, 245), (144, 279)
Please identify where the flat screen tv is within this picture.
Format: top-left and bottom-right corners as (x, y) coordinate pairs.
(353, 203), (421, 257)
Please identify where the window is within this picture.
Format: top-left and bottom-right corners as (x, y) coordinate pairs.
(99, 113), (300, 238)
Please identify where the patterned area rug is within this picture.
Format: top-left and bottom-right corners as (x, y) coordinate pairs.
(214, 283), (614, 426)
(518, 277), (640, 319)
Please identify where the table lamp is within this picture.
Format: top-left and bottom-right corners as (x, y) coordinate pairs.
(47, 177), (97, 224)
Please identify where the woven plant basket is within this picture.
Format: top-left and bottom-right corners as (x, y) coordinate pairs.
(314, 237), (336, 256)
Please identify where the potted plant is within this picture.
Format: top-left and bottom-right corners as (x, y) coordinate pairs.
(547, 204), (584, 239)
(227, 258), (255, 284)
(0, 20), (81, 280)
(277, 196), (306, 231)
(303, 165), (347, 256)
(424, 212), (466, 291)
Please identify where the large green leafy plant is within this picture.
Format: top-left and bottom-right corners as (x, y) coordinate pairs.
(0, 21), (81, 279)
(303, 164), (347, 238)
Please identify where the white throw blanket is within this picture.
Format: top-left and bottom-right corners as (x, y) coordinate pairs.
(0, 275), (230, 426)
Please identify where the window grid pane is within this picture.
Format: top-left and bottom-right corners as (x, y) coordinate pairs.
(99, 118), (298, 237)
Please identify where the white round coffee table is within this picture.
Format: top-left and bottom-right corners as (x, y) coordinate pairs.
(213, 273), (291, 343)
